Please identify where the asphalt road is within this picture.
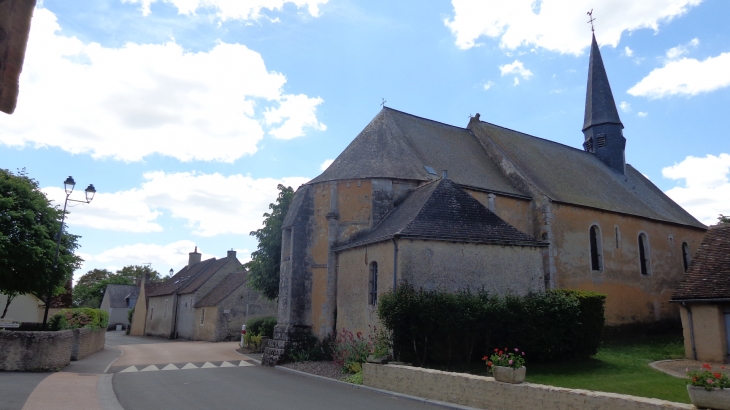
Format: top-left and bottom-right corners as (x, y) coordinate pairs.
(113, 365), (444, 410)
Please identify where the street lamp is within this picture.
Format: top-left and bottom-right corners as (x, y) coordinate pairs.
(41, 176), (97, 328)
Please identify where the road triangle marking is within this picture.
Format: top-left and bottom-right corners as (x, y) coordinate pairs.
(161, 364), (179, 371)
(201, 362), (217, 368)
(181, 363), (198, 369)
(220, 361), (236, 367)
(140, 365), (159, 372)
(120, 366), (138, 373)
(238, 361), (253, 367)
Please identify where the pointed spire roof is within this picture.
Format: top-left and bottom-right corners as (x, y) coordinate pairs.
(583, 34), (623, 131)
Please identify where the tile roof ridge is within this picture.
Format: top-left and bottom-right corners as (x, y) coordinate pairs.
(478, 120), (588, 155)
(382, 106), (467, 131)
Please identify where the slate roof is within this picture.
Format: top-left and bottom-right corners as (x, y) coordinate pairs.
(148, 258), (229, 297)
(471, 121), (706, 229)
(0, 0), (36, 114)
(335, 178), (546, 251)
(195, 270), (247, 308)
(310, 108), (528, 198)
(583, 34), (623, 131)
(671, 224), (730, 301)
(104, 284), (139, 308)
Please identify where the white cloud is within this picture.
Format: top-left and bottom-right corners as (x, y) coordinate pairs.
(512, 77), (520, 86)
(619, 101), (631, 113)
(43, 172), (310, 237)
(624, 46), (634, 57)
(665, 37), (699, 60)
(483, 81), (495, 91)
(499, 60), (533, 79)
(663, 153), (730, 225)
(122, 0), (329, 20)
(320, 159), (334, 171)
(627, 52), (730, 99)
(1, 8), (325, 162)
(444, 0), (702, 55)
(638, 111), (648, 117)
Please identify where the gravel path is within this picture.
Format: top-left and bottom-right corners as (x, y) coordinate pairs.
(280, 361), (347, 381)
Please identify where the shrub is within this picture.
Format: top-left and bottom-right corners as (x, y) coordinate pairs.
(332, 329), (371, 373)
(377, 284), (606, 365)
(49, 308), (109, 330)
(246, 316), (277, 338)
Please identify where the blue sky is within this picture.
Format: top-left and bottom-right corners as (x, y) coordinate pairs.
(1, 0), (728, 281)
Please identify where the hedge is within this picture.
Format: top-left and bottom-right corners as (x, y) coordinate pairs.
(377, 284), (605, 365)
(246, 316), (277, 338)
(49, 308), (109, 331)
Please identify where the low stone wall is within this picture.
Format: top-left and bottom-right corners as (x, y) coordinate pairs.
(0, 330), (73, 371)
(71, 328), (106, 361)
(363, 364), (694, 410)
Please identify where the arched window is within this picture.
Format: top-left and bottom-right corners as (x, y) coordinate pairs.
(589, 225), (603, 271)
(638, 232), (651, 276)
(682, 242), (692, 272)
(369, 262), (378, 305)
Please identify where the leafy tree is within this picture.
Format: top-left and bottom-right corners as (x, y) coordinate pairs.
(0, 168), (82, 318)
(73, 265), (162, 308)
(719, 214), (730, 224)
(245, 184), (295, 300)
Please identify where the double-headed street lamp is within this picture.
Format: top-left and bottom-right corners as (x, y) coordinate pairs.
(41, 176), (96, 327)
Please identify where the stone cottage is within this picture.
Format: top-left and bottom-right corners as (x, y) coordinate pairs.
(100, 284), (138, 330)
(672, 223), (730, 362)
(263, 33), (706, 365)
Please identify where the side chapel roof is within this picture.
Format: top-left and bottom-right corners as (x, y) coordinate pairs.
(671, 224), (730, 301)
(335, 178), (545, 251)
(310, 108), (528, 198)
(471, 121), (706, 229)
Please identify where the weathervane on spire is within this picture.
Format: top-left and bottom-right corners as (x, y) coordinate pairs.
(587, 9), (596, 32)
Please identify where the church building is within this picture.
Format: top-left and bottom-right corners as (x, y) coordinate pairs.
(263, 34), (707, 365)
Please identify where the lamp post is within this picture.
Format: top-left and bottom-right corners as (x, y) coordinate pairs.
(42, 176), (96, 328)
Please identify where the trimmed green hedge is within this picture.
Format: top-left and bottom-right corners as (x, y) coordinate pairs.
(377, 284), (605, 365)
(246, 316), (276, 338)
(49, 308), (109, 331)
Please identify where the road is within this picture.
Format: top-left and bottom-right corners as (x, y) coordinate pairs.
(2, 331), (448, 410)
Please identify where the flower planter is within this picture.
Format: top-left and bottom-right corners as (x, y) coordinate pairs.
(366, 355), (389, 364)
(492, 366), (526, 384)
(687, 385), (730, 410)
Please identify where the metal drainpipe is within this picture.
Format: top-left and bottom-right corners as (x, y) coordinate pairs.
(392, 238), (398, 290)
(684, 302), (697, 360)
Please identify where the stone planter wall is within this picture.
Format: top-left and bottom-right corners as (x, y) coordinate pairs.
(71, 328), (106, 361)
(0, 330), (73, 371)
(363, 364), (693, 410)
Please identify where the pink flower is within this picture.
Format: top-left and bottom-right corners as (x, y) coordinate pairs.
(509, 360), (513, 365)
(521, 352), (525, 356)
(514, 348), (519, 352)
(708, 379), (715, 384)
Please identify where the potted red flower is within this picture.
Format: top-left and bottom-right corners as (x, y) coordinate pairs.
(687, 363), (730, 410)
(484, 347), (526, 384)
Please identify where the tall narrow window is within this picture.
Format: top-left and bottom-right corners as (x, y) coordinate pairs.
(614, 226), (621, 249)
(150, 307), (154, 320)
(164, 300), (168, 319)
(638, 233), (651, 276)
(589, 225), (603, 271)
(200, 308), (205, 325)
(369, 262), (378, 305)
(682, 242), (692, 272)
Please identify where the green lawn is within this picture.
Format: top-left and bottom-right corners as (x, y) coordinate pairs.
(525, 335), (689, 403)
(426, 335), (690, 404)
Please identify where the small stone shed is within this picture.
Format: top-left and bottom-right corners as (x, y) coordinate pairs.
(671, 223), (730, 362)
(333, 178), (547, 334)
(100, 284), (138, 330)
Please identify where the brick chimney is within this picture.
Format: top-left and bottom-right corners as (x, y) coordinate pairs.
(189, 246), (201, 267)
(227, 249), (237, 259)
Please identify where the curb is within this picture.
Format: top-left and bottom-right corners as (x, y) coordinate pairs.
(273, 365), (480, 410)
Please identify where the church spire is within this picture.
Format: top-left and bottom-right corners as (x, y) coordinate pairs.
(582, 32), (626, 174)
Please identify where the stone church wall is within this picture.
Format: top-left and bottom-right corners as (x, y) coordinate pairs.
(145, 295), (175, 338)
(465, 190), (534, 237)
(550, 203), (705, 325)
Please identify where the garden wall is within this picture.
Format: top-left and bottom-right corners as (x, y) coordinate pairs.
(71, 328), (106, 361)
(362, 364), (692, 410)
(0, 330), (73, 371)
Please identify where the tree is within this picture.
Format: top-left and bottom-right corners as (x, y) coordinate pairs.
(246, 184), (295, 300)
(73, 265), (162, 308)
(0, 168), (82, 318)
(719, 214), (730, 224)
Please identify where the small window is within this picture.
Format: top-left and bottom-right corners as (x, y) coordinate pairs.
(589, 225), (603, 272)
(369, 262), (378, 305)
(614, 225), (621, 249)
(150, 307), (154, 320)
(682, 242), (692, 272)
(200, 308), (205, 325)
(638, 232), (652, 276)
(597, 135), (606, 148)
(164, 300), (168, 319)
